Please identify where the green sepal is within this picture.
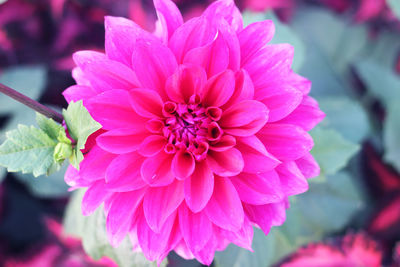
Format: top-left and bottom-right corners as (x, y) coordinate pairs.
(62, 101), (102, 170)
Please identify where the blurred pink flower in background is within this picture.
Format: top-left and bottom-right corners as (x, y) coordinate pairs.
(280, 232), (383, 267)
(2, 219), (115, 267)
(63, 0), (324, 264)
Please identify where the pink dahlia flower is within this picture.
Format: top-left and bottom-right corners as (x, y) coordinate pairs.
(63, 0), (324, 264)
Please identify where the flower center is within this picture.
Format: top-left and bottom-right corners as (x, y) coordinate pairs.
(161, 97), (222, 161)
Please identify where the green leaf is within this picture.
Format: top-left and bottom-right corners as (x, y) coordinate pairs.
(355, 60), (400, 105)
(36, 113), (65, 141)
(13, 164), (70, 198)
(388, 0), (400, 20)
(62, 101), (102, 169)
(310, 127), (360, 176)
(0, 124), (58, 177)
(291, 8), (367, 98)
(63, 190), (167, 267)
(0, 66), (46, 114)
(242, 11), (305, 71)
(383, 102), (400, 173)
(215, 228), (278, 267)
(317, 97), (370, 143)
(293, 8), (367, 77)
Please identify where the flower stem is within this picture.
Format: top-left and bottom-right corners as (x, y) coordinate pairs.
(0, 82), (64, 123)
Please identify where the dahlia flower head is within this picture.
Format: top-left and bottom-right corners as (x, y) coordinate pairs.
(63, 0), (324, 264)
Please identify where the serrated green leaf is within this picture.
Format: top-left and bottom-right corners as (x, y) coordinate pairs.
(317, 97), (370, 143)
(383, 102), (400, 173)
(310, 127), (359, 176)
(388, 0), (400, 20)
(0, 66), (46, 114)
(36, 113), (66, 141)
(0, 125), (58, 177)
(242, 11), (305, 71)
(62, 101), (101, 169)
(63, 190), (166, 267)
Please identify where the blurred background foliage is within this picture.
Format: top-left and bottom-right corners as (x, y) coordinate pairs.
(0, 0), (399, 266)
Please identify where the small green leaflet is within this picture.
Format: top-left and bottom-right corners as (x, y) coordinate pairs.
(64, 189), (167, 267)
(63, 101), (102, 169)
(0, 124), (58, 177)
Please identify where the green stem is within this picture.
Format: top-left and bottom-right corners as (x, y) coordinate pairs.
(0, 82), (64, 123)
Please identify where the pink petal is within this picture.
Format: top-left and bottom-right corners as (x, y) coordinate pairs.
(222, 69), (254, 109)
(73, 51), (140, 91)
(192, 233), (218, 265)
(105, 153), (147, 191)
(79, 146), (116, 182)
(183, 31), (229, 78)
(219, 216), (253, 250)
(276, 161), (309, 196)
(165, 65), (207, 103)
(256, 84), (303, 122)
(172, 150), (195, 180)
(137, 209), (177, 262)
(106, 189), (146, 246)
(132, 39), (178, 98)
(207, 148), (244, 177)
(141, 152), (175, 187)
(209, 135), (236, 152)
(86, 89), (147, 130)
(205, 177), (244, 231)
(243, 201), (286, 234)
(220, 19), (241, 71)
(169, 16), (217, 63)
(174, 240), (195, 260)
(97, 128), (148, 154)
(235, 136), (280, 173)
(72, 67), (91, 86)
(278, 96), (325, 131)
(230, 170), (283, 205)
(287, 72), (312, 95)
(143, 180), (184, 232)
(219, 100), (269, 136)
(238, 20), (275, 65)
(184, 160), (214, 212)
(139, 135), (167, 157)
(129, 88), (164, 118)
(201, 70), (235, 107)
(153, 0), (183, 42)
(202, 0), (243, 32)
(243, 44), (293, 89)
(105, 16), (156, 67)
(295, 153), (320, 179)
(179, 204), (212, 253)
(64, 165), (85, 187)
(257, 123), (313, 161)
(62, 85), (96, 104)
(82, 180), (111, 216)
